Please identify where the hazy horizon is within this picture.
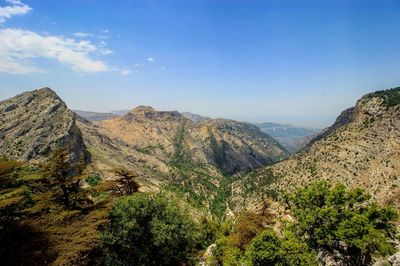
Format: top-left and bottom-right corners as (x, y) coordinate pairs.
(1, 0), (400, 128)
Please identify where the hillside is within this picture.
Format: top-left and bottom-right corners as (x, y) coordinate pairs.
(0, 88), (288, 217)
(1, 87), (400, 265)
(233, 87), (400, 209)
(255, 122), (320, 152)
(99, 106), (288, 175)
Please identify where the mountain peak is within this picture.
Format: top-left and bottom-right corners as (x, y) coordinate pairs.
(0, 88), (85, 162)
(33, 87), (60, 99)
(130, 105), (157, 114)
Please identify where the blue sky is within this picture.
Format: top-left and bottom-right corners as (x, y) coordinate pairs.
(1, 0), (400, 127)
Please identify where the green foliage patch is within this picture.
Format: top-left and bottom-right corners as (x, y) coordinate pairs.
(368, 87), (400, 108)
(101, 193), (203, 266)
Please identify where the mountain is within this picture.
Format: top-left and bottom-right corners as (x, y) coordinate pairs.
(181, 112), (210, 123)
(233, 87), (400, 209)
(0, 88), (86, 163)
(1, 87), (400, 265)
(0, 88), (288, 215)
(99, 106), (289, 175)
(255, 122), (320, 152)
(73, 110), (119, 121)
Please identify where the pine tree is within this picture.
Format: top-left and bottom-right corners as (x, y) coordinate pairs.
(45, 147), (81, 209)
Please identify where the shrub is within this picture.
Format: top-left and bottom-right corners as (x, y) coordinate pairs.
(246, 229), (317, 266)
(86, 173), (101, 187)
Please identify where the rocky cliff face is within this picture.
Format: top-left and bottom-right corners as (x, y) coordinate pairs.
(0, 88), (86, 163)
(233, 87), (400, 209)
(99, 106), (288, 174)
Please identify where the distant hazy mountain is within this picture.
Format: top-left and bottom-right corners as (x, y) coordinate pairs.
(181, 112), (210, 123)
(254, 122), (320, 152)
(110, 109), (130, 116)
(73, 110), (120, 121)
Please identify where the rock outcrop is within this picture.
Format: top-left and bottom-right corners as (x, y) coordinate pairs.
(0, 88), (86, 163)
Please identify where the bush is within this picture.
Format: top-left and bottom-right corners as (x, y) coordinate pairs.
(86, 173), (101, 187)
(246, 229), (317, 266)
(101, 193), (200, 265)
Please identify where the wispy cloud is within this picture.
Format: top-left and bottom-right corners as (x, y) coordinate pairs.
(98, 40), (113, 55)
(73, 32), (91, 38)
(147, 57), (155, 62)
(0, 0), (31, 24)
(0, 28), (109, 74)
(99, 29), (111, 39)
(119, 69), (132, 76)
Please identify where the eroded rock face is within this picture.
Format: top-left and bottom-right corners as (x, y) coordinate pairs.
(0, 87), (86, 162)
(99, 107), (289, 175)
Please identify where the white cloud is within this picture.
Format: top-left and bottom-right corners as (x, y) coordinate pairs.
(0, 0), (31, 24)
(119, 69), (132, 76)
(73, 32), (91, 38)
(0, 28), (109, 74)
(147, 57), (155, 62)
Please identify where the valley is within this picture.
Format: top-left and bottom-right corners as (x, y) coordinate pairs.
(1, 87), (400, 265)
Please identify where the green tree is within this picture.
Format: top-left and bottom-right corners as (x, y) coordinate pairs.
(44, 147), (83, 209)
(246, 229), (317, 266)
(101, 193), (200, 266)
(284, 181), (398, 265)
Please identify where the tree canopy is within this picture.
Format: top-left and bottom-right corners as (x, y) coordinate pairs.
(101, 193), (201, 266)
(283, 181), (398, 265)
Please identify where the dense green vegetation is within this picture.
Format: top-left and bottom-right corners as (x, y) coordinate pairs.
(101, 193), (205, 265)
(368, 87), (400, 108)
(284, 181), (398, 265)
(246, 229), (317, 265)
(213, 181), (398, 266)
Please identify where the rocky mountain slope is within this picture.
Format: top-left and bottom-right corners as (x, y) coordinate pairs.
(255, 122), (320, 152)
(0, 88), (86, 163)
(233, 87), (400, 209)
(99, 106), (288, 175)
(0, 88), (289, 217)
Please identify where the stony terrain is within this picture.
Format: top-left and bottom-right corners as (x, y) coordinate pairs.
(0, 88), (289, 217)
(0, 88), (86, 163)
(99, 106), (288, 175)
(233, 87), (400, 209)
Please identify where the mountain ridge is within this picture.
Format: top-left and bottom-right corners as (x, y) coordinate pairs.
(232, 87), (400, 210)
